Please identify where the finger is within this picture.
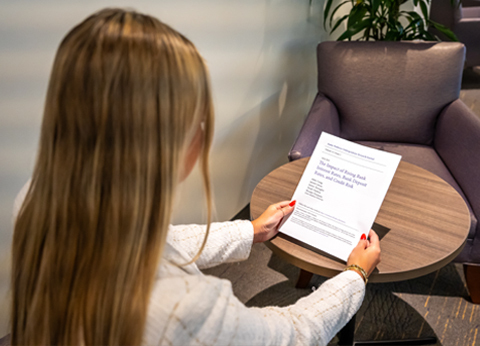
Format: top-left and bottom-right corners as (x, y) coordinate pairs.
(355, 238), (368, 249)
(272, 207), (287, 223)
(274, 200), (291, 209)
(280, 205), (295, 217)
(368, 229), (380, 246)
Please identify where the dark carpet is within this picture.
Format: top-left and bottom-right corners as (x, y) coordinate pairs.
(204, 238), (478, 345)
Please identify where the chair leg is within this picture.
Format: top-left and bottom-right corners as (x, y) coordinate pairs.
(464, 264), (480, 304)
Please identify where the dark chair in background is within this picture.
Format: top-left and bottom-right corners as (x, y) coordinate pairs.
(289, 41), (480, 303)
(461, 0), (480, 6)
(429, 0), (480, 67)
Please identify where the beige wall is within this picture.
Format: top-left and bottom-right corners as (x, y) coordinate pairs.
(0, 0), (326, 334)
(172, 1), (328, 224)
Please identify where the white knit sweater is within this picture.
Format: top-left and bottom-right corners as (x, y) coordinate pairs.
(148, 220), (365, 346)
(13, 185), (365, 345)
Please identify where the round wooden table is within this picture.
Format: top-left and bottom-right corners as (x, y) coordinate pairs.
(250, 158), (471, 284)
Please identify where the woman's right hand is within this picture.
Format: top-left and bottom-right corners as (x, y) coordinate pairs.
(346, 229), (381, 278)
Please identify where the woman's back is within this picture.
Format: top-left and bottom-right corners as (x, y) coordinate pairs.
(11, 9), (214, 345)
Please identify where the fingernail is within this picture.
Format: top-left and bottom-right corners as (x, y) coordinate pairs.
(289, 200), (296, 207)
(361, 234), (366, 240)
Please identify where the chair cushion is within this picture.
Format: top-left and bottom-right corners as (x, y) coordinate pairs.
(316, 42), (465, 144)
(357, 141), (477, 240)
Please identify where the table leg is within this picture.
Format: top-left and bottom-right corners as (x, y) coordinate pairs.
(464, 264), (480, 304)
(337, 313), (437, 345)
(338, 314), (355, 346)
(295, 272), (437, 345)
(296, 269), (314, 288)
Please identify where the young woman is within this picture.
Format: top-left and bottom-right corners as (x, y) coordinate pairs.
(11, 8), (381, 345)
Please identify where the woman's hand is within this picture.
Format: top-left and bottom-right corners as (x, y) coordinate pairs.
(251, 200), (295, 243)
(346, 229), (381, 278)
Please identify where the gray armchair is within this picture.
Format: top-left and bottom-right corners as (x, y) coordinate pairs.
(429, 0), (480, 67)
(289, 41), (480, 303)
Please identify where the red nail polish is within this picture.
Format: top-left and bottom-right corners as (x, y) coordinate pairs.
(361, 234), (366, 240)
(289, 200), (296, 207)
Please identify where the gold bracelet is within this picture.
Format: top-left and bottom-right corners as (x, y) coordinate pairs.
(344, 264), (368, 285)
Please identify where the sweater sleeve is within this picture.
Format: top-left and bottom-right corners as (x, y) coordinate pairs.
(145, 269), (365, 346)
(167, 220), (254, 269)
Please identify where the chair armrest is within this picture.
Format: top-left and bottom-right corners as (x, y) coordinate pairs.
(434, 99), (480, 222)
(288, 93), (340, 161)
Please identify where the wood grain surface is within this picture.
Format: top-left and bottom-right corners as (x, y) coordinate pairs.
(250, 158), (471, 283)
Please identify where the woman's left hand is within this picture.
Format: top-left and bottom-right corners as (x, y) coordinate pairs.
(251, 200), (296, 243)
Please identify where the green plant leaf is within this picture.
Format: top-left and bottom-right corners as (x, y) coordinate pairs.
(404, 10), (423, 21)
(419, 0), (429, 20)
(371, 0), (381, 15)
(421, 29), (437, 41)
(326, 0), (442, 41)
(404, 15), (423, 30)
(324, 0), (335, 30)
(347, 4), (368, 28)
(384, 30), (398, 40)
(330, 14), (350, 34)
(329, 0), (351, 28)
(337, 18), (372, 40)
(429, 20), (459, 41)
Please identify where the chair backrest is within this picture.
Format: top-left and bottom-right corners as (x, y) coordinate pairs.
(317, 41), (465, 145)
(429, 0), (459, 31)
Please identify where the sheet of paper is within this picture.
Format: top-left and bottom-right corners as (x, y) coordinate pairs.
(280, 132), (401, 262)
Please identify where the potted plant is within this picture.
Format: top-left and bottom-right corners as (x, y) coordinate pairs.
(322, 0), (457, 41)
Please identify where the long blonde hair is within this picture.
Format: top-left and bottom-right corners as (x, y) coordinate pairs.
(11, 8), (213, 345)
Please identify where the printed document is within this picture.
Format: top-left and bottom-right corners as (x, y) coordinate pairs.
(280, 132), (401, 261)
